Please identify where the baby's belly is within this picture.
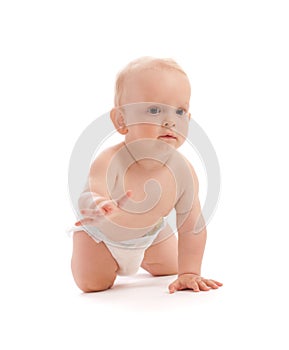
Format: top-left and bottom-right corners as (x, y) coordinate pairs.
(96, 212), (167, 241)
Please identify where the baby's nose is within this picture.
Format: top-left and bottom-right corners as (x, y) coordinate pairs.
(162, 120), (176, 128)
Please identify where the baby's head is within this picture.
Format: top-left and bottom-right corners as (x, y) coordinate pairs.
(114, 56), (190, 107)
(111, 56), (191, 148)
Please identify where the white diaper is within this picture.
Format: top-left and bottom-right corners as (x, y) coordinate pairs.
(108, 245), (148, 276)
(69, 218), (166, 276)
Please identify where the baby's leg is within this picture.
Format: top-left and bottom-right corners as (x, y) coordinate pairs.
(141, 233), (178, 276)
(71, 231), (118, 293)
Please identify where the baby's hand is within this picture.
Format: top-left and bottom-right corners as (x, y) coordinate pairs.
(168, 273), (223, 294)
(74, 190), (132, 227)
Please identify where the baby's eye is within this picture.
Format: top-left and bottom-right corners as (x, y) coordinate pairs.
(176, 108), (186, 117)
(147, 106), (162, 115)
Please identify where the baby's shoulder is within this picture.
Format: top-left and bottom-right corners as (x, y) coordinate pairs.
(168, 150), (195, 174)
(90, 142), (124, 174)
(168, 150), (199, 189)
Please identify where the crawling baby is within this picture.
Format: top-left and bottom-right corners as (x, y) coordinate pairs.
(70, 57), (222, 293)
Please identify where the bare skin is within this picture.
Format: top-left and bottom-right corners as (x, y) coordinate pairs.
(71, 68), (222, 293)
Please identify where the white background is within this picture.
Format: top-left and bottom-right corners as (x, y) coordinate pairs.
(1, 0), (288, 349)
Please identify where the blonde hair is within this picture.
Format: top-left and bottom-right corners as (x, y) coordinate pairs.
(114, 56), (188, 106)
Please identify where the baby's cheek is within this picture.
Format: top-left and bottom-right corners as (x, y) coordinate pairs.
(176, 134), (187, 148)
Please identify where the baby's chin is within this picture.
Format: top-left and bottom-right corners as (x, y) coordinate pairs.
(144, 138), (179, 158)
(125, 138), (178, 161)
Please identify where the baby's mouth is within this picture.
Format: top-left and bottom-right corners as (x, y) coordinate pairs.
(158, 134), (177, 140)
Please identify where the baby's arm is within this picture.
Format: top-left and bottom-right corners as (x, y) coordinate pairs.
(75, 148), (131, 226)
(169, 163), (222, 293)
(79, 148), (114, 209)
(177, 199), (207, 276)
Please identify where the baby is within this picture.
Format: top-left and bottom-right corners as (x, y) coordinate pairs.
(70, 57), (222, 293)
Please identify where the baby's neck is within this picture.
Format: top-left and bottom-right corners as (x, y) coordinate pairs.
(133, 158), (165, 171)
(123, 140), (173, 171)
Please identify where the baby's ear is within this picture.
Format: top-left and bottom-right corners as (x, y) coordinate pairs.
(110, 108), (128, 135)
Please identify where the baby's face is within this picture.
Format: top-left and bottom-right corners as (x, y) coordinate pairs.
(120, 69), (191, 149)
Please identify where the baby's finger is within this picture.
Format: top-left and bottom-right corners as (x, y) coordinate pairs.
(198, 280), (211, 291)
(168, 280), (181, 294)
(211, 280), (223, 286)
(204, 280), (221, 289)
(75, 215), (105, 226)
(98, 201), (117, 214)
(74, 217), (94, 226)
(187, 280), (200, 292)
(116, 190), (133, 208)
(80, 208), (105, 216)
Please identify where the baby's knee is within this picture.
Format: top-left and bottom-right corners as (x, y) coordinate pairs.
(77, 277), (115, 293)
(143, 262), (177, 277)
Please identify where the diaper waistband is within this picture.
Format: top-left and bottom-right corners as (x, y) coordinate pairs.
(86, 217), (166, 249)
